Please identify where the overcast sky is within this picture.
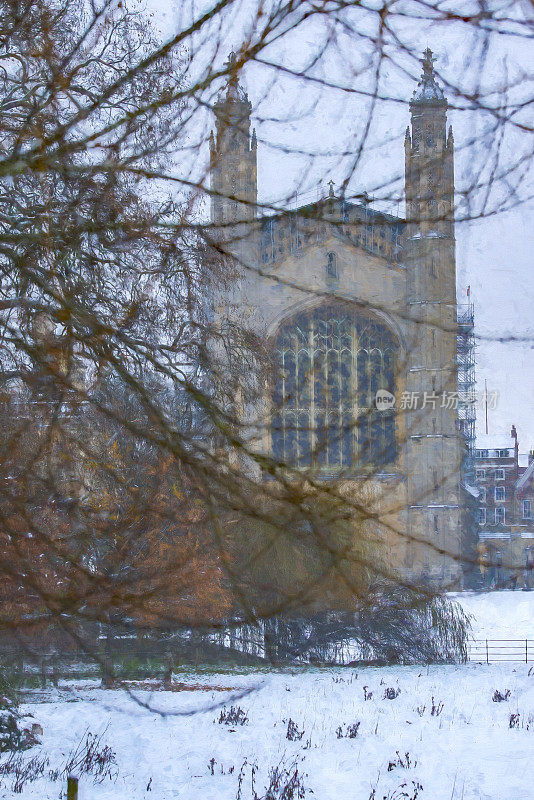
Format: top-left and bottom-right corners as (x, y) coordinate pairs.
(147, 0), (534, 452)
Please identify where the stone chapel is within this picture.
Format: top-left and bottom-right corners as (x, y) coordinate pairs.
(208, 49), (474, 587)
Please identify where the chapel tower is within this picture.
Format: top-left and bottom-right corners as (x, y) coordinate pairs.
(209, 53), (257, 236)
(403, 49), (463, 583)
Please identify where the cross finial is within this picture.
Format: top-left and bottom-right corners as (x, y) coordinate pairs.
(220, 50), (250, 107)
(224, 51), (239, 89)
(422, 47), (436, 75)
(225, 51), (237, 70)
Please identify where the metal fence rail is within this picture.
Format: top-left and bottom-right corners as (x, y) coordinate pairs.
(467, 639), (532, 664)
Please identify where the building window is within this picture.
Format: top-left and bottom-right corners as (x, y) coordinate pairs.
(477, 508), (486, 525)
(494, 486), (505, 502)
(496, 450), (509, 458)
(523, 500), (532, 520)
(326, 252), (338, 279)
(495, 468), (505, 480)
(433, 514), (439, 534)
(476, 469), (486, 480)
(272, 302), (398, 470)
(479, 487), (487, 503)
(495, 507), (505, 524)
(476, 449), (489, 459)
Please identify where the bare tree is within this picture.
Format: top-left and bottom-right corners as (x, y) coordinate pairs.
(0, 0), (531, 673)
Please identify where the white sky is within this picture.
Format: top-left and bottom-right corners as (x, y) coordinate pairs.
(147, 0), (534, 452)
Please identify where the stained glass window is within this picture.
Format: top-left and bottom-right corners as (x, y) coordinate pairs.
(271, 302), (397, 471)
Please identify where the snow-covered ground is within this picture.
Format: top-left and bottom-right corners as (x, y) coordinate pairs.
(9, 665), (534, 800)
(2, 592), (533, 800)
(453, 590), (534, 640)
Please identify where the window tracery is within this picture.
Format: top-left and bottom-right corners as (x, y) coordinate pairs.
(271, 302), (398, 471)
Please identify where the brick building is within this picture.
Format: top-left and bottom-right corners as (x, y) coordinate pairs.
(475, 427), (534, 587)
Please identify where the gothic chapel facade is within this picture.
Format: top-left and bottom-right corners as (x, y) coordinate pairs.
(209, 50), (470, 587)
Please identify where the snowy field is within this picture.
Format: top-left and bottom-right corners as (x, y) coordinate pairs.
(2, 591), (533, 800)
(454, 590), (534, 640)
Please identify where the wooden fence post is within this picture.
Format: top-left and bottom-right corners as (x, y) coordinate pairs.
(67, 775), (78, 800)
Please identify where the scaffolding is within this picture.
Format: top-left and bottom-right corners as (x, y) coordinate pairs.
(457, 303), (476, 482)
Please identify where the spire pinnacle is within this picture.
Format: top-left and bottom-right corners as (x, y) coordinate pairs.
(224, 50), (248, 102)
(215, 50), (251, 111)
(225, 50), (237, 70)
(422, 47), (436, 77)
(225, 50), (238, 94)
(410, 48), (446, 106)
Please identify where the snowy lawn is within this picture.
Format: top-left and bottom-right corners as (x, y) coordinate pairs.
(6, 662), (534, 800)
(453, 590), (534, 640)
(3, 592), (534, 800)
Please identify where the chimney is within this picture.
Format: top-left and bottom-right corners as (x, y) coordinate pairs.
(511, 425), (519, 472)
(529, 449), (534, 466)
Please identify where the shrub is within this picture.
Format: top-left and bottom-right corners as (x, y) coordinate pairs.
(387, 751), (417, 771)
(356, 586), (470, 664)
(493, 689), (511, 702)
(369, 780), (423, 800)
(430, 697), (444, 716)
(0, 753), (49, 794)
(218, 706), (248, 726)
(286, 719), (305, 741)
(0, 727), (116, 792)
(257, 586), (470, 665)
(336, 722), (360, 739)
(263, 760), (306, 799)
(236, 757), (306, 800)
(56, 728), (117, 783)
(0, 663), (31, 754)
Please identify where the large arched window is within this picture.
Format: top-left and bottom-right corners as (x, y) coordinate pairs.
(271, 302), (398, 471)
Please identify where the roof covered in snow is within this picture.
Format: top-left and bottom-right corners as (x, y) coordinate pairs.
(464, 483), (480, 498)
(517, 458), (534, 491)
(475, 434), (516, 451)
